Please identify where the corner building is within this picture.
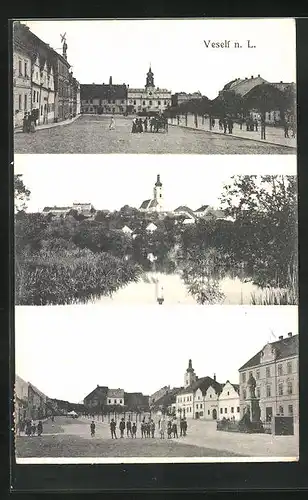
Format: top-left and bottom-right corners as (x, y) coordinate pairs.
(239, 332), (299, 423)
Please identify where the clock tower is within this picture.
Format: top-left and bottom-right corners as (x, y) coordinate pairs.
(146, 65), (155, 88)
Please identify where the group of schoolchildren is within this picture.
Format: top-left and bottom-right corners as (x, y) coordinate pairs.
(91, 416), (188, 440)
(18, 419), (44, 436)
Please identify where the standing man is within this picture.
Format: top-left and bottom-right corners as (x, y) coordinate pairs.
(90, 420), (96, 437)
(180, 418), (184, 437)
(183, 418), (188, 436)
(126, 418), (132, 438)
(119, 418), (125, 438)
(150, 419), (155, 438)
(109, 115), (115, 130)
(132, 422), (137, 438)
(110, 418), (117, 439)
(172, 419), (178, 438)
(37, 420), (43, 437)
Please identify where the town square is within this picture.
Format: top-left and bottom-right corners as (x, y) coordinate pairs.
(14, 306), (299, 461)
(13, 19), (296, 154)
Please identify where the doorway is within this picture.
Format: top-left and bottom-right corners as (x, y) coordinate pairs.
(212, 409), (217, 420)
(195, 412), (199, 419)
(266, 407), (273, 422)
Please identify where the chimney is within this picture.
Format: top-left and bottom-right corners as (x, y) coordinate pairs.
(251, 75), (254, 79)
(288, 332), (293, 337)
(280, 80), (283, 83)
(213, 373), (216, 381)
(109, 76), (112, 85)
(279, 335), (283, 340)
(257, 74), (260, 77)
(245, 77), (248, 80)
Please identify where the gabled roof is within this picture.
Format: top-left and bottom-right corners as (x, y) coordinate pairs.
(43, 206), (71, 212)
(179, 376), (223, 396)
(195, 205), (209, 213)
(140, 199), (151, 210)
(108, 388), (124, 398)
(152, 387), (183, 409)
(28, 382), (47, 400)
(124, 392), (149, 410)
(239, 334), (298, 370)
(174, 206), (196, 218)
(84, 386), (108, 401)
(80, 83), (127, 100)
(226, 76), (268, 97)
(148, 200), (158, 208)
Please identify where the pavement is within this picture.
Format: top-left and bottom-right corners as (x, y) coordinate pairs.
(169, 115), (297, 149)
(13, 115), (294, 154)
(14, 114), (81, 134)
(15, 416), (298, 459)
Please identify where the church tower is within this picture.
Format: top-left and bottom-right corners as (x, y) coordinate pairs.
(184, 359), (197, 388)
(153, 174), (163, 212)
(146, 65), (155, 88)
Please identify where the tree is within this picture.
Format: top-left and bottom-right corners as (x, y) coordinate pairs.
(219, 175), (297, 288)
(14, 174), (30, 213)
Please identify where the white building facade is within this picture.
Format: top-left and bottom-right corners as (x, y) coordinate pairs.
(217, 381), (240, 420)
(13, 47), (32, 128)
(127, 67), (172, 114)
(107, 389), (125, 406)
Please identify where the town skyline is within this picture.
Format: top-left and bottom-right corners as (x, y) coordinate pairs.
(22, 19), (296, 100)
(15, 155), (296, 214)
(15, 305), (298, 403)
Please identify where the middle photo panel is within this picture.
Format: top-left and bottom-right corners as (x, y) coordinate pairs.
(15, 153), (297, 307)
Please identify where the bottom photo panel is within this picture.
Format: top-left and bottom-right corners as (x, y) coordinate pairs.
(14, 304), (298, 464)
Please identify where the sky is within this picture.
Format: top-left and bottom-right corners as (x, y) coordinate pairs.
(15, 305), (298, 403)
(20, 18), (296, 100)
(14, 154), (297, 213)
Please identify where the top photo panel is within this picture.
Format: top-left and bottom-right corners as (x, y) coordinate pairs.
(13, 18), (296, 155)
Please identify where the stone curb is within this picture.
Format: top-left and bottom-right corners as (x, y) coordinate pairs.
(168, 123), (296, 150)
(14, 115), (81, 134)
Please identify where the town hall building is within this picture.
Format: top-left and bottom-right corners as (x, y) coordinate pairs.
(127, 66), (172, 114)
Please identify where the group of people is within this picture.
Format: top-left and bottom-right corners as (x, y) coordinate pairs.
(18, 419), (44, 436)
(22, 111), (37, 133)
(100, 416), (188, 440)
(131, 116), (168, 134)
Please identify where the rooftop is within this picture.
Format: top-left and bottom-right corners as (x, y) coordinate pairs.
(239, 333), (298, 370)
(179, 376), (223, 396)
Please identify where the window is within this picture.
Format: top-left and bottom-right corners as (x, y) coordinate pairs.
(278, 364), (283, 376)
(33, 90), (36, 102)
(164, 100), (167, 105)
(198, 396), (200, 400)
(287, 362), (292, 374)
(108, 399), (111, 404)
(227, 391), (229, 396)
(210, 394), (212, 398)
(231, 407), (234, 413)
(256, 370), (260, 379)
(120, 400), (122, 404)
(288, 405), (293, 415)
(90, 99), (93, 104)
(249, 371), (253, 378)
(220, 408), (223, 414)
(114, 399), (116, 404)
(18, 60), (22, 75)
(149, 100), (152, 105)
(224, 408), (227, 413)
(112, 100), (115, 104)
(196, 404), (198, 409)
(24, 61), (28, 76)
(287, 382), (293, 395)
(208, 410), (210, 415)
(133, 100), (136, 105)
(40, 105), (43, 116)
(257, 387), (261, 398)
(158, 100), (161, 105)
(143, 100), (146, 105)
(279, 405), (284, 415)
(242, 372), (246, 383)
(200, 404), (203, 409)
(121, 100), (124, 104)
(266, 385), (271, 397)
(37, 92), (39, 103)
(278, 383), (283, 396)
(18, 94), (21, 110)
(243, 389), (246, 400)
(266, 367), (270, 378)
(237, 407), (240, 413)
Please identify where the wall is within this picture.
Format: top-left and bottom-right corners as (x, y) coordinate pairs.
(204, 386), (219, 420)
(13, 50), (32, 128)
(239, 354), (299, 423)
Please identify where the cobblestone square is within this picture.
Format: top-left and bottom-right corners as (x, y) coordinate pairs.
(14, 115), (294, 155)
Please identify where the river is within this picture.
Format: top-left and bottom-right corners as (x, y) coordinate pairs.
(94, 272), (267, 305)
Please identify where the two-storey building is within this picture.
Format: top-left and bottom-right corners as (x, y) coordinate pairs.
(127, 66), (172, 114)
(13, 23), (32, 128)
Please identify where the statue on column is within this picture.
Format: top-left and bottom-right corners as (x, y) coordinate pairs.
(61, 33), (68, 59)
(247, 373), (256, 399)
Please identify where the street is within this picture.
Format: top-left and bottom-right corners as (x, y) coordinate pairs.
(15, 416), (298, 459)
(14, 115), (294, 154)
